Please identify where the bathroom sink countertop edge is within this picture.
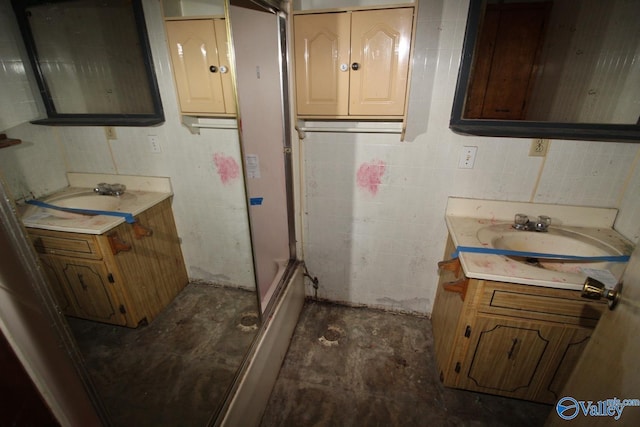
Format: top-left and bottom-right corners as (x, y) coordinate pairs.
(445, 197), (634, 291)
(20, 174), (173, 235)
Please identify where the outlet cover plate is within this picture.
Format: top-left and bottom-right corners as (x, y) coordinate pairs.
(529, 139), (549, 157)
(458, 146), (477, 169)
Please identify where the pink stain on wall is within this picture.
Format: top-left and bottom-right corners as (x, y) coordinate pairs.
(213, 153), (240, 185)
(357, 160), (386, 195)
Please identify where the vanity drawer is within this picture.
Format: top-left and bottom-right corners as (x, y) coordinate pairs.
(28, 229), (102, 260)
(476, 280), (607, 327)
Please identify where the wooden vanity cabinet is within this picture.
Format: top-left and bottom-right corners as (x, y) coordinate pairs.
(294, 7), (414, 118)
(432, 236), (607, 404)
(165, 18), (236, 116)
(27, 199), (188, 328)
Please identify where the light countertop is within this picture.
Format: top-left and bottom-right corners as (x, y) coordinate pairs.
(445, 197), (635, 291)
(21, 173), (172, 235)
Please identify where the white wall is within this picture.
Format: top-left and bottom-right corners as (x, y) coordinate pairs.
(301, 0), (640, 315)
(0, 0), (255, 290)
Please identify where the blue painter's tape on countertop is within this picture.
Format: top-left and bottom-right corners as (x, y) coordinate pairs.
(26, 199), (136, 224)
(453, 245), (630, 263)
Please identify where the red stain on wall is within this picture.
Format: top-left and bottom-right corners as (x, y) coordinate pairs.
(213, 153), (240, 185)
(356, 160), (386, 195)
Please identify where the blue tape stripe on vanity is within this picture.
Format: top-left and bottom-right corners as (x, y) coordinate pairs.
(453, 245), (630, 263)
(26, 199), (136, 224)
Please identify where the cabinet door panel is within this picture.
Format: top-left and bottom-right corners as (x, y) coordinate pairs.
(459, 315), (561, 400)
(56, 258), (126, 325)
(214, 19), (236, 114)
(294, 13), (350, 115)
(543, 328), (591, 402)
(349, 8), (413, 116)
(38, 255), (75, 316)
(166, 20), (227, 114)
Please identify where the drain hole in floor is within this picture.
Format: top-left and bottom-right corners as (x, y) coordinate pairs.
(319, 325), (343, 346)
(323, 328), (341, 341)
(238, 312), (259, 331)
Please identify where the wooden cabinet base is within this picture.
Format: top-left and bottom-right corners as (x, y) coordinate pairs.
(28, 199), (188, 328)
(432, 236), (607, 404)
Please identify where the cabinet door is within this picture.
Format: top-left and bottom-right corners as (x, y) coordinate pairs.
(37, 255), (76, 316)
(294, 13), (351, 116)
(457, 315), (562, 401)
(213, 19), (236, 114)
(540, 327), (592, 403)
(53, 257), (127, 326)
(349, 8), (413, 116)
(166, 19), (231, 114)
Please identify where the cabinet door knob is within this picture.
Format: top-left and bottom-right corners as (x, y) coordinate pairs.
(351, 62), (360, 71)
(340, 63), (349, 72)
(219, 65), (228, 74)
(209, 65), (218, 73)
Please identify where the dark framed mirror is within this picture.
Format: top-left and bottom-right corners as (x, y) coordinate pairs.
(450, 0), (640, 142)
(11, 0), (164, 126)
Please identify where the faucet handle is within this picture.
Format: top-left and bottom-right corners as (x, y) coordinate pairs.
(513, 213), (529, 230)
(536, 215), (551, 231)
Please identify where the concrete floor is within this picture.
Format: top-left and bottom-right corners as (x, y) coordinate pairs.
(261, 300), (552, 426)
(68, 283), (258, 427)
(69, 289), (552, 426)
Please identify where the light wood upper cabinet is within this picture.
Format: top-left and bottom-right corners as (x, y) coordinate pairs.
(166, 19), (235, 115)
(294, 13), (351, 116)
(294, 7), (414, 118)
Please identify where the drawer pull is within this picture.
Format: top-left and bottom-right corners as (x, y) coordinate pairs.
(78, 273), (87, 290)
(108, 234), (131, 255)
(507, 338), (519, 360)
(438, 258), (461, 277)
(133, 222), (153, 239)
(443, 277), (469, 301)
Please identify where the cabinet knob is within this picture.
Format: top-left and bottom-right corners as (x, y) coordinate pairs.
(351, 62), (360, 71)
(219, 65), (228, 74)
(209, 65), (218, 73)
(340, 63), (349, 72)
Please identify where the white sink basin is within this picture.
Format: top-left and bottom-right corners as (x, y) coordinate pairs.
(43, 192), (128, 219)
(478, 225), (620, 258)
(476, 224), (624, 274)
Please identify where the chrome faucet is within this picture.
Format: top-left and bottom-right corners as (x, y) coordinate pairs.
(513, 213), (551, 232)
(94, 183), (126, 196)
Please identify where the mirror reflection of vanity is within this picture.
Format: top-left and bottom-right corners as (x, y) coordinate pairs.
(4, 0), (295, 425)
(450, 0), (640, 141)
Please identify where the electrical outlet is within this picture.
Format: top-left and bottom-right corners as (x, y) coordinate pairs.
(148, 135), (162, 153)
(529, 139), (549, 157)
(104, 126), (117, 140)
(458, 146), (477, 169)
